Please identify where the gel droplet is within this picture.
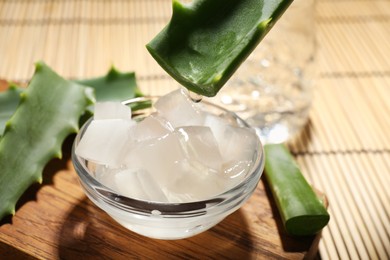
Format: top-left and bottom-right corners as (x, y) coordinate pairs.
(188, 90), (203, 103)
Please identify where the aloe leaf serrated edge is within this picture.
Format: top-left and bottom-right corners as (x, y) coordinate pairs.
(75, 66), (142, 102)
(0, 62), (94, 220)
(0, 85), (24, 138)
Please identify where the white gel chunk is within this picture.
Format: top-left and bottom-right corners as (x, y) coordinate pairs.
(133, 113), (172, 141)
(162, 165), (225, 202)
(113, 169), (169, 202)
(220, 126), (258, 162)
(202, 114), (230, 147)
(220, 126), (259, 179)
(175, 126), (222, 172)
(154, 88), (203, 127)
(94, 102), (131, 120)
(75, 119), (135, 167)
(95, 163), (172, 202)
(124, 132), (186, 187)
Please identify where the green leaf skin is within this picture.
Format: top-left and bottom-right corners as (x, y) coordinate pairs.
(0, 62), (94, 220)
(0, 85), (24, 137)
(0, 68), (143, 136)
(74, 67), (143, 102)
(264, 144), (330, 236)
(146, 0), (293, 97)
(75, 67), (145, 122)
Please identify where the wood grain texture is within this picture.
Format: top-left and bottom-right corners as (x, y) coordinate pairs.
(0, 136), (318, 259)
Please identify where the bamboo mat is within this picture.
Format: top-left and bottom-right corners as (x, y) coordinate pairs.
(0, 0), (389, 259)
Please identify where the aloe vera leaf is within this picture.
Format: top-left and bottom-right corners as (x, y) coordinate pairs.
(0, 68), (144, 136)
(146, 0), (293, 97)
(0, 62), (94, 220)
(264, 144), (330, 236)
(74, 67), (143, 102)
(0, 85), (24, 137)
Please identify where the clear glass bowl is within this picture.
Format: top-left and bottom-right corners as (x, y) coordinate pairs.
(72, 96), (265, 240)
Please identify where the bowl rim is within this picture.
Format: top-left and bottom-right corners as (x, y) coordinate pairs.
(71, 95), (265, 217)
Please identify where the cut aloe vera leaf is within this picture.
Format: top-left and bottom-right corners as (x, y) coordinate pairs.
(264, 144), (330, 236)
(0, 62), (94, 220)
(146, 0), (293, 97)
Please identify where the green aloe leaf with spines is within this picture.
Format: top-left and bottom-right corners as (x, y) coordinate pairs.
(0, 67), (144, 136)
(75, 67), (142, 102)
(0, 62), (95, 220)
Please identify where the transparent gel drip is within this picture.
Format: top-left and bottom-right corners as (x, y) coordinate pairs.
(188, 90), (203, 103)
